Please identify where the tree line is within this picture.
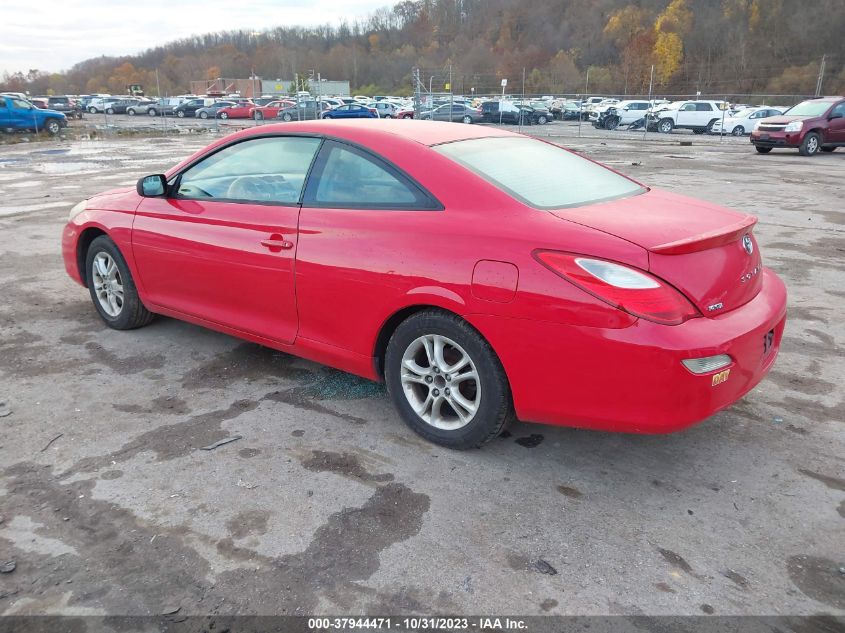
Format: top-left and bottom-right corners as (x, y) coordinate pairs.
(2, 0), (844, 98)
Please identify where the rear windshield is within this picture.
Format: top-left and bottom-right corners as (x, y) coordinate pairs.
(435, 136), (645, 209)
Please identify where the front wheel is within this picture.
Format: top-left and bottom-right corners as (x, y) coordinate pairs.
(105, 108), (115, 115)
(219, 112), (229, 119)
(88, 107), (97, 114)
(127, 109), (136, 116)
(755, 146), (772, 154)
(658, 118), (674, 133)
(85, 236), (154, 330)
(282, 113), (292, 122)
(44, 119), (61, 135)
(799, 132), (821, 156)
(385, 310), (512, 449)
(199, 111), (208, 119)
(176, 110), (185, 118)
(731, 125), (745, 136)
(254, 111), (264, 120)
(147, 109), (157, 117)
(462, 115), (472, 124)
(603, 116), (619, 130)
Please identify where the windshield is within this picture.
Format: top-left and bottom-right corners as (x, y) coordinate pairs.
(435, 137), (645, 209)
(784, 100), (833, 117)
(733, 108), (755, 118)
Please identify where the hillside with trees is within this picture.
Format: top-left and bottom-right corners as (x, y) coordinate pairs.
(3, 0), (844, 97)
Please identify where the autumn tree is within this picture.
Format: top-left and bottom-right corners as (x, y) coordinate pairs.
(652, 0), (693, 85)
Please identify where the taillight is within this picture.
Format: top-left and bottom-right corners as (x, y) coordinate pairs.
(534, 251), (700, 325)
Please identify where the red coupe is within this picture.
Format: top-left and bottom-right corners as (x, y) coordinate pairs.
(216, 101), (255, 119)
(62, 120), (786, 449)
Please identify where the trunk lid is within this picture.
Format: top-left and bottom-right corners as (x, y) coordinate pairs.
(550, 188), (763, 317)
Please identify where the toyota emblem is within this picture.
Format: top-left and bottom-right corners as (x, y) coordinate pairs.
(742, 234), (754, 255)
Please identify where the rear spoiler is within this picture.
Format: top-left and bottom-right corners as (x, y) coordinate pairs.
(650, 215), (758, 255)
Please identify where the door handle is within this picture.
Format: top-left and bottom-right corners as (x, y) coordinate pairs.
(260, 235), (294, 251)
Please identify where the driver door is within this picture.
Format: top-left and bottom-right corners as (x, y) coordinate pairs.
(132, 135), (322, 344)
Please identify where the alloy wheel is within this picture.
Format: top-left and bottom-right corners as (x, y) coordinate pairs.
(91, 252), (124, 317)
(400, 334), (481, 431)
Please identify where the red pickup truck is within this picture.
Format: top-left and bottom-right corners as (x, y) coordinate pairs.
(751, 96), (845, 156)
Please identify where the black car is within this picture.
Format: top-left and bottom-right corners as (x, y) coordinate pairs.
(104, 99), (143, 115)
(480, 101), (535, 125)
(37, 96), (83, 119)
(174, 98), (211, 118)
(276, 101), (329, 121)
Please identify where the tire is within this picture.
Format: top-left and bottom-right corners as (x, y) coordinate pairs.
(799, 132), (821, 156)
(105, 108), (115, 115)
(282, 113), (292, 122)
(127, 109), (136, 116)
(220, 112), (229, 119)
(821, 146), (836, 152)
(44, 119), (61, 135)
(731, 125), (745, 136)
(658, 118), (674, 133)
(254, 111), (264, 120)
(462, 115), (472, 124)
(177, 110), (185, 118)
(85, 236), (154, 330)
(147, 109), (157, 117)
(537, 115), (548, 125)
(604, 116), (619, 130)
(384, 310), (512, 449)
(755, 146), (772, 153)
(88, 107), (97, 114)
(199, 111), (208, 119)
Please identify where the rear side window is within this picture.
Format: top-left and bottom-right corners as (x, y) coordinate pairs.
(695, 103), (713, 111)
(435, 136), (645, 209)
(304, 141), (437, 210)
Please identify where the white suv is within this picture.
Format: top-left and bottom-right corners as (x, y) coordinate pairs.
(647, 100), (728, 134)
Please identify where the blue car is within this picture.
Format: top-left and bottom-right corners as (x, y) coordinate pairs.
(321, 103), (377, 119)
(0, 95), (68, 134)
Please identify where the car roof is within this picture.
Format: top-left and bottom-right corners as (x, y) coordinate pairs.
(227, 119), (516, 147)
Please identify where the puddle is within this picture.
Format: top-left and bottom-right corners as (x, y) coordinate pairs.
(35, 162), (107, 175)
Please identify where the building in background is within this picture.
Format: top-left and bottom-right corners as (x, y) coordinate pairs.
(261, 79), (350, 97)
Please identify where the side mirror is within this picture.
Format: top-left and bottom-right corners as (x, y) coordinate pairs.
(137, 174), (167, 197)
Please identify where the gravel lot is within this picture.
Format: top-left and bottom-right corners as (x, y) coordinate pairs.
(0, 118), (843, 619)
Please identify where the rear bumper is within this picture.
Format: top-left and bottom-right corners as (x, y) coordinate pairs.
(469, 268), (787, 434)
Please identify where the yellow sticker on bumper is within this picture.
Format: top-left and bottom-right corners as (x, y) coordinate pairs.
(712, 369), (731, 386)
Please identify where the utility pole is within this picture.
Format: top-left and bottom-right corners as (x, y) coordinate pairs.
(643, 64), (654, 141)
(815, 54), (826, 97)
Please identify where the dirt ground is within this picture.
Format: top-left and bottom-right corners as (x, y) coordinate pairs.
(0, 120), (843, 620)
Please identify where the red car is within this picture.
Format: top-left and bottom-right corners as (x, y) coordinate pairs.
(62, 121), (786, 449)
(751, 96), (845, 156)
(216, 101), (255, 119)
(251, 100), (294, 120)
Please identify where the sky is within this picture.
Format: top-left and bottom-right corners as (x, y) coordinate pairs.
(0, 0), (387, 75)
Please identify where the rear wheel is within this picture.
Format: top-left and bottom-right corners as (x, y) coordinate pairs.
(219, 112), (229, 119)
(147, 108), (157, 117)
(105, 108), (115, 115)
(755, 146), (772, 153)
(176, 110), (185, 118)
(85, 236), (154, 330)
(199, 111), (208, 119)
(731, 125), (745, 136)
(658, 118), (674, 133)
(127, 109), (136, 116)
(462, 115), (472, 124)
(537, 115), (548, 125)
(385, 310), (512, 449)
(281, 113), (292, 122)
(254, 111), (264, 120)
(799, 132), (821, 156)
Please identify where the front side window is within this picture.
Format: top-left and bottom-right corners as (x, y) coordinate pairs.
(435, 136), (645, 210)
(175, 136), (321, 204)
(305, 141), (435, 209)
(680, 103), (696, 111)
(12, 99), (32, 109)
